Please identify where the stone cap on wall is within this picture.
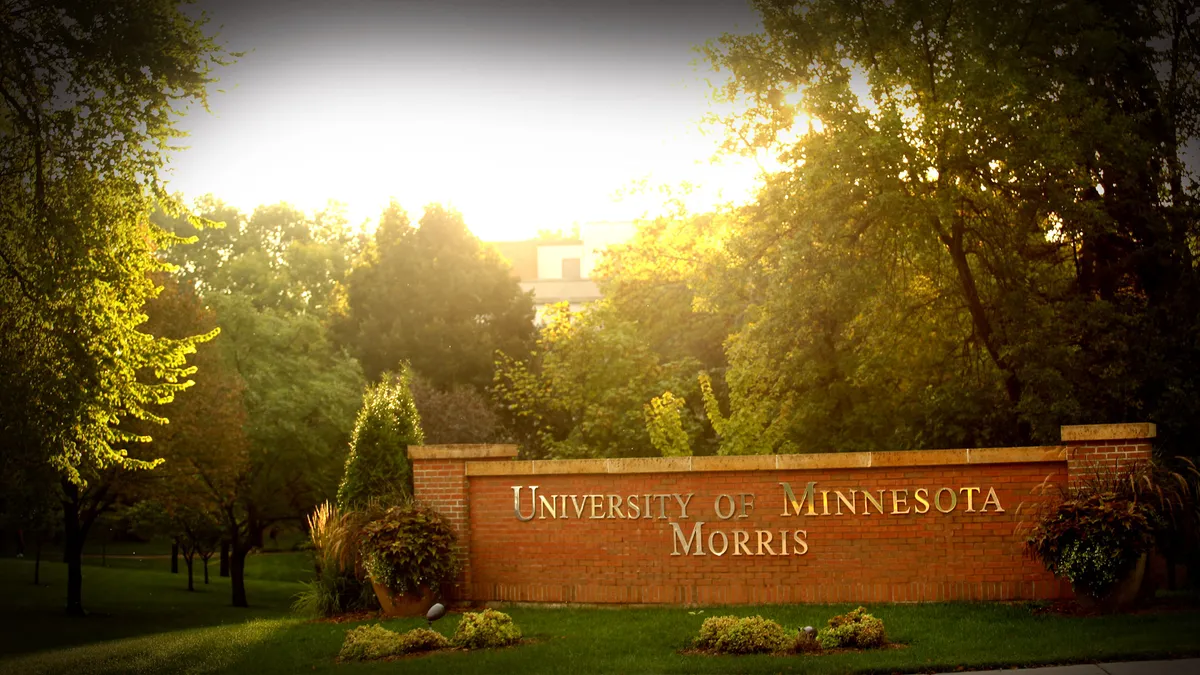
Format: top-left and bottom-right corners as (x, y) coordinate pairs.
(1060, 423), (1156, 442)
(463, 445), (1067, 477)
(408, 444), (519, 460)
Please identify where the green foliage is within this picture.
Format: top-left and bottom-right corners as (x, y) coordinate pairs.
(337, 624), (450, 661)
(337, 369), (424, 510)
(695, 615), (791, 654)
(358, 503), (460, 596)
(338, 201), (535, 388)
(452, 609), (522, 649)
(816, 607), (886, 649)
(293, 501), (377, 617)
(409, 373), (508, 444)
(0, 0), (234, 487)
(644, 392), (691, 457)
(493, 301), (705, 459)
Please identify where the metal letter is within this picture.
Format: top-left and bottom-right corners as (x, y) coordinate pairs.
(513, 485), (537, 522)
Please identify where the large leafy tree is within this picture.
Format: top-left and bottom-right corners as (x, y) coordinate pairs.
(338, 201), (536, 389)
(0, 0), (230, 613)
(694, 0), (1200, 454)
(158, 199), (365, 606)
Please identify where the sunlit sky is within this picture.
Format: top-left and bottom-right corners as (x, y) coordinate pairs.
(167, 0), (766, 241)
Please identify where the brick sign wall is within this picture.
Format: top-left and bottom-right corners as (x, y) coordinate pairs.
(410, 423), (1155, 605)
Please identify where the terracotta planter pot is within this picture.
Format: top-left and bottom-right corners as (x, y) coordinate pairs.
(372, 582), (436, 617)
(1074, 552), (1147, 613)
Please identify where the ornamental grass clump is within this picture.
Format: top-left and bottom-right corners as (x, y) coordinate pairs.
(816, 607), (886, 649)
(452, 609), (522, 649)
(695, 615), (791, 654)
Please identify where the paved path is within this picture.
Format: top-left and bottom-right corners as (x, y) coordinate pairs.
(939, 658), (1200, 675)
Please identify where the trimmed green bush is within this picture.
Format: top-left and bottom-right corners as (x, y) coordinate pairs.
(816, 607), (886, 649)
(452, 609), (522, 649)
(337, 368), (424, 510)
(695, 615), (740, 650)
(695, 615), (791, 654)
(338, 624), (450, 661)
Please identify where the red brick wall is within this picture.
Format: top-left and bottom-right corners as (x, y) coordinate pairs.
(463, 462), (1069, 604)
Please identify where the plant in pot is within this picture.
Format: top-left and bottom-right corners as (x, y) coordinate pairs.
(1022, 460), (1195, 611)
(359, 501), (461, 616)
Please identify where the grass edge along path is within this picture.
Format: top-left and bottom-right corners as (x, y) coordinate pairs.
(2, 560), (1200, 674)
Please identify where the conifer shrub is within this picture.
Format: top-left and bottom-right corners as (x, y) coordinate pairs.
(816, 607), (886, 649)
(337, 368), (424, 510)
(452, 609), (522, 649)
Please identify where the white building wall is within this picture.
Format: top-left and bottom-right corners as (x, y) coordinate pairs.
(580, 221), (638, 279)
(536, 244), (584, 280)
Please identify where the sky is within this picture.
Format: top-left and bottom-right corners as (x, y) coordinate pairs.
(167, 0), (766, 241)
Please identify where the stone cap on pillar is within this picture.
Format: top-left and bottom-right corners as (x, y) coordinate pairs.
(408, 444), (519, 460)
(1060, 423), (1156, 443)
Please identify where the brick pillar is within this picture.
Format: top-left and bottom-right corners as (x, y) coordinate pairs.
(408, 444), (518, 605)
(1061, 423), (1155, 488)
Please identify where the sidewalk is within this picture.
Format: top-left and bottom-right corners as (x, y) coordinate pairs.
(939, 659), (1200, 675)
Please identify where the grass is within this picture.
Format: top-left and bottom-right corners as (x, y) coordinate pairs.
(2, 559), (1200, 674)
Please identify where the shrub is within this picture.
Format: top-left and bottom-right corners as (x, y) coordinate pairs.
(452, 609), (522, 649)
(695, 615), (790, 654)
(360, 502), (460, 596)
(338, 624), (450, 661)
(337, 368), (424, 511)
(1020, 460), (1197, 599)
(694, 615), (739, 651)
(816, 607), (886, 649)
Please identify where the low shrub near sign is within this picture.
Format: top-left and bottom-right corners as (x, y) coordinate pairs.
(359, 502), (461, 597)
(693, 608), (888, 656)
(452, 609), (523, 649)
(338, 624), (450, 661)
(816, 607), (887, 649)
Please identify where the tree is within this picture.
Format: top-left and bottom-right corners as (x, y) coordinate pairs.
(337, 369), (425, 510)
(338, 202), (536, 389)
(692, 0), (1200, 454)
(0, 0), (231, 613)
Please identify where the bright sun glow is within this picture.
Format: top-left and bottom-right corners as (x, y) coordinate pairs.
(163, 2), (771, 242)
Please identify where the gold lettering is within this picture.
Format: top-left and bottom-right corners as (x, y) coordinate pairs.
(863, 490), (885, 515)
(733, 530), (752, 555)
(835, 490), (857, 515)
(654, 494), (670, 520)
(708, 530), (729, 556)
(675, 493), (694, 519)
(959, 487), (981, 512)
(590, 494), (604, 519)
(935, 487), (957, 513)
(608, 494), (625, 519)
(513, 485), (537, 522)
(538, 494), (556, 519)
(714, 494), (736, 520)
(820, 490), (830, 515)
(792, 529), (809, 555)
(981, 487), (1005, 513)
(626, 494), (641, 519)
(670, 522), (706, 556)
(643, 494), (652, 519)
(738, 493), (755, 518)
(780, 481), (818, 516)
(756, 530), (777, 556)
(778, 529), (789, 555)
(570, 495), (587, 518)
(914, 488), (930, 514)
(559, 494), (568, 519)
(891, 489), (910, 515)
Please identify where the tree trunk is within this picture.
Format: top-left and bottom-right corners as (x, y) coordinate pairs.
(185, 553), (195, 592)
(203, 555), (210, 584)
(219, 540), (229, 577)
(171, 541), (179, 574)
(62, 484), (85, 616)
(230, 541), (249, 607)
(33, 539), (42, 586)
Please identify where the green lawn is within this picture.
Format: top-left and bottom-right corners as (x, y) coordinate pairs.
(2, 558), (1200, 674)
